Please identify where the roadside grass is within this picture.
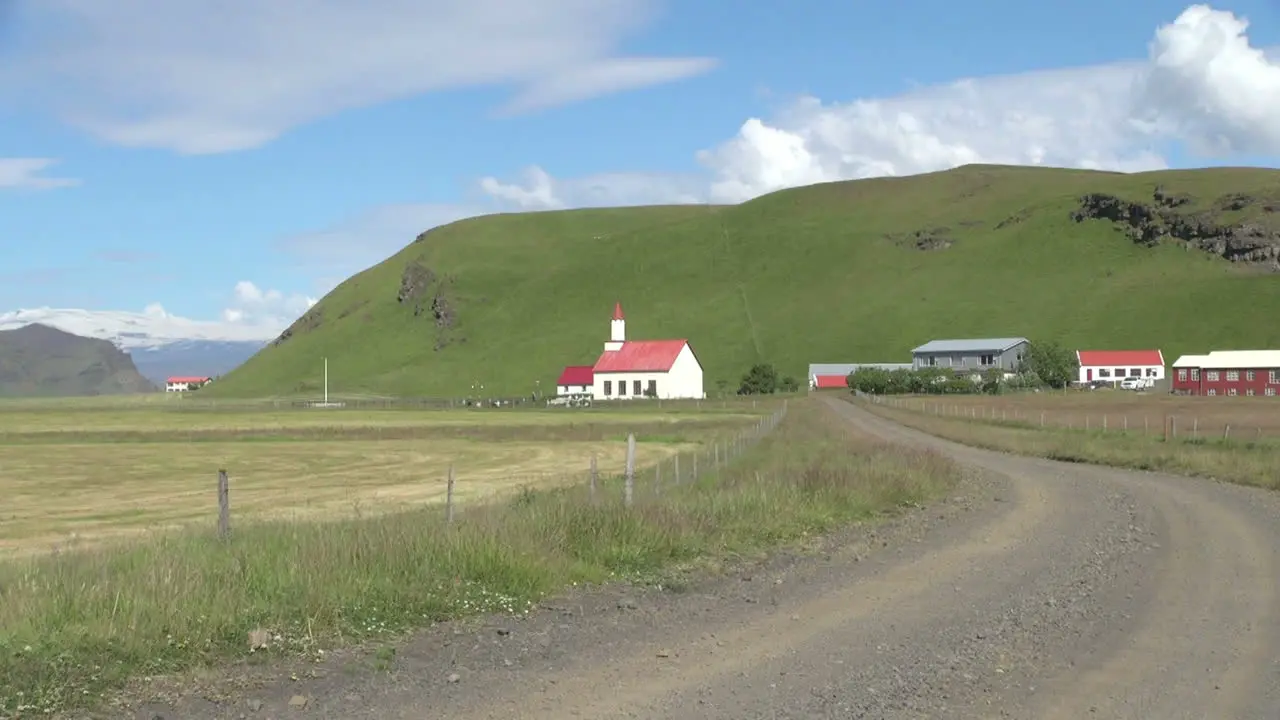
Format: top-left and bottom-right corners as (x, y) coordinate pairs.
(0, 397), (960, 716)
(855, 397), (1280, 490)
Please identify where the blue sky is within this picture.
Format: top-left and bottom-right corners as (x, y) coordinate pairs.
(1, 0), (1278, 342)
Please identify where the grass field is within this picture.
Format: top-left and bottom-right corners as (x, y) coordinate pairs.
(0, 397), (960, 716)
(200, 164), (1280, 399)
(881, 390), (1280, 440)
(0, 402), (759, 558)
(853, 393), (1280, 489)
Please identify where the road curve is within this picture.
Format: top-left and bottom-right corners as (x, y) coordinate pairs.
(124, 398), (1280, 720)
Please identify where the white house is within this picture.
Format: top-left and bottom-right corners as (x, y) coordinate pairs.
(1075, 349), (1165, 385)
(165, 376), (211, 392)
(555, 365), (594, 396)
(588, 302), (704, 400)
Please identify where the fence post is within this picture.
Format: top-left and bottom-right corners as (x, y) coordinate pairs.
(217, 469), (230, 542)
(692, 451), (698, 481)
(674, 453), (681, 484)
(654, 460), (661, 494)
(714, 442), (720, 471)
(446, 464), (456, 524)
(589, 453), (598, 503)
(1223, 424), (1231, 440)
(624, 434), (635, 508)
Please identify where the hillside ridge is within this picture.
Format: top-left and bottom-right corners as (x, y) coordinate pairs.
(0, 323), (157, 397)
(204, 164), (1280, 399)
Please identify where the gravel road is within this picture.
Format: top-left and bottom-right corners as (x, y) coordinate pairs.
(121, 398), (1280, 720)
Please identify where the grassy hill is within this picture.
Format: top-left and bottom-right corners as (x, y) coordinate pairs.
(206, 164), (1280, 399)
(0, 324), (157, 397)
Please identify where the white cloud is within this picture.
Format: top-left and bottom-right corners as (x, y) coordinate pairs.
(1132, 4), (1280, 156)
(0, 0), (715, 154)
(481, 4), (1280, 207)
(478, 166), (709, 210)
(0, 282), (317, 347)
(0, 158), (79, 189)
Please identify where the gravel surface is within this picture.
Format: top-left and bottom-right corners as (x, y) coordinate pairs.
(100, 398), (1280, 720)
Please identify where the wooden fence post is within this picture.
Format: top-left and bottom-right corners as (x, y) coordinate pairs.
(624, 434), (636, 507)
(674, 454), (681, 484)
(217, 469), (230, 541)
(589, 453), (598, 502)
(446, 464), (456, 524)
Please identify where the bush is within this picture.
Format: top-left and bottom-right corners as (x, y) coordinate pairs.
(847, 366), (1038, 396)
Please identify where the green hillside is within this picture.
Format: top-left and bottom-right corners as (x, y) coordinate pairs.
(207, 164), (1280, 399)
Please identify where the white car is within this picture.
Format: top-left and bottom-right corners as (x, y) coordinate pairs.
(1119, 377), (1151, 390)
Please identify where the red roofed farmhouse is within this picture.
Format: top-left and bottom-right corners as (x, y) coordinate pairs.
(556, 365), (594, 396)
(575, 302), (704, 400)
(165, 376), (212, 392)
(1075, 349), (1164, 386)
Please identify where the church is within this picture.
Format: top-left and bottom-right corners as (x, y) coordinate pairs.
(556, 302), (705, 401)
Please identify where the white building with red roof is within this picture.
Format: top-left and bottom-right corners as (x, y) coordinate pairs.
(165, 375), (212, 392)
(1075, 349), (1165, 385)
(572, 302), (703, 401)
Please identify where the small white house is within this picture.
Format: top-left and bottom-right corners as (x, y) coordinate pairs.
(1075, 350), (1165, 385)
(556, 365), (594, 396)
(588, 302), (704, 400)
(165, 376), (211, 392)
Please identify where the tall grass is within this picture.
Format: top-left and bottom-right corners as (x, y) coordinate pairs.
(0, 398), (959, 715)
(858, 398), (1280, 490)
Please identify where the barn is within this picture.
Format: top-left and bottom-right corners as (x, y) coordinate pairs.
(1170, 350), (1280, 397)
(807, 362), (912, 390)
(555, 365), (593, 396)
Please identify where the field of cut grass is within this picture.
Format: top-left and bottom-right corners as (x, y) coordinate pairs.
(0, 397), (960, 716)
(854, 394), (1280, 490)
(203, 165), (1280, 398)
(0, 402), (760, 558)
(898, 390), (1280, 439)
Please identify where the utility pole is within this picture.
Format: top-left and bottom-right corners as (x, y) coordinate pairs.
(324, 357), (329, 405)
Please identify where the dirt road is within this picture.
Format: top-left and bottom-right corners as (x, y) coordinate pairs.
(123, 398), (1280, 719)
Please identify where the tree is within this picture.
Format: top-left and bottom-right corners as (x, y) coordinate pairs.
(778, 375), (800, 393)
(738, 363), (779, 395)
(1024, 340), (1078, 389)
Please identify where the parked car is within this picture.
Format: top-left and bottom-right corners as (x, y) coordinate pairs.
(1119, 377), (1153, 390)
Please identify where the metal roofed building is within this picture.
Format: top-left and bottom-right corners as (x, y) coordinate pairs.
(910, 337), (1030, 373)
(1171, 350), (1280, 397)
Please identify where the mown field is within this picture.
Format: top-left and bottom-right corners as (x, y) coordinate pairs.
(853, 393), (1280, 490)
(0, 399), (763, 558)
(881, 390), (1280, 440)
(0, 395), (963, 717)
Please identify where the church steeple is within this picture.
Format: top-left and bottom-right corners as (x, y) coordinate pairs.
(605, 302), (626, 352)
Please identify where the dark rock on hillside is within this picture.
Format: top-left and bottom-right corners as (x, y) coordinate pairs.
(0, 323), (156, 397)
(886, 227), (955, 251)
(1070, 188), (1280, 270)
(271, 307), (325, 347)
(396, 261), (462, 351)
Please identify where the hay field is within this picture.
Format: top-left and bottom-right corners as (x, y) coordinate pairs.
(894, 390), (1280, 440)
(0, 404), (750, 558)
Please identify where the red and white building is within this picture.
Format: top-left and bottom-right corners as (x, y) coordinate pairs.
(165, 376), (211, 392)
(1170, 350), (1280, 397)
(1075, 349), (1165, 385)
(557, 302), (704, 401)
(555, 365), (594, 396)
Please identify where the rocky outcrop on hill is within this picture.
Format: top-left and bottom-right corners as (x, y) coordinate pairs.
(396, 261), (463, 350)
(0, 323), (156, 397)
(1070, 187), (1280, 269)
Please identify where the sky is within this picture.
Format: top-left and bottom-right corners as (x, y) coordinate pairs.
(2, 0), (1279, 343)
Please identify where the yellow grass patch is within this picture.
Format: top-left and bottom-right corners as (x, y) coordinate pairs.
(0, 438), (683, 558)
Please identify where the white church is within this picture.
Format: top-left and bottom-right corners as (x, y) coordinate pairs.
(556, 302), (705, 401)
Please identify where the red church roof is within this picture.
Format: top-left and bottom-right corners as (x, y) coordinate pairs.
(594, 340), (689, 373)
(813, 374), (849, 389)
(1076, 350), (1164, 367)
(557, 365), (594, 386)
(612, 302), (625, 320)
(166, 376), (210, 384)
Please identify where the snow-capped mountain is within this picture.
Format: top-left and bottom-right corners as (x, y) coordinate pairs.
(0, 308), (273, 384)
